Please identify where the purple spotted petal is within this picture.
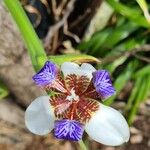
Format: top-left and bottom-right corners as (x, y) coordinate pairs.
(54, 119), (84, 141)
(32, 61), (57, 86)
(92, 70), (116, 100)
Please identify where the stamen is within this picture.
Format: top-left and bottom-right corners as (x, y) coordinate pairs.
(66, 88), (79, 101)
(51, 80), (67, 93)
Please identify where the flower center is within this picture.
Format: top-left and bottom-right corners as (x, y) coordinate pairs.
(67, 88), (79, 101)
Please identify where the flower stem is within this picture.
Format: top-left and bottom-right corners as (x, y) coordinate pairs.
(79, 140), (88, 150)
(3, 0), (47, 71)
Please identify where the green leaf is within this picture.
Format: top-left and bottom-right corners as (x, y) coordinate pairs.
(79, 20), (138, 57)
(125, 78), (142, 112)
(127, 76), (148, 125)
(133, 65), (150, 78)
(78, 28), (112, 54)
(136, 0), (150, 23)
(101, 22), (138, 49)
(107, 0), (150, 28)
(47, 54), (100, 66)
(113, 38), (145, 53)
(142, 74), (150, 101)
(89, 29), (112, 54)
(103, 56), (127, 73)
(0, 81), (9, 100)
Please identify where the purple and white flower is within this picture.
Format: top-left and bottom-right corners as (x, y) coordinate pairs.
(25, 61), (130, 146)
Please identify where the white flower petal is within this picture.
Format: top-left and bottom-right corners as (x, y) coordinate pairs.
(81, 63), (96, 73)
(61, 62), (79, 77)
(85, 103), (130, 146)
(25, 96), (55, 135)
(61, 62), (96, 79)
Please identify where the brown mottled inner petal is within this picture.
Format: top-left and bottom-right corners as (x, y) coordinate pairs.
(76, 98), (99, 123)
(82, 81), (101, 100)
(50, 94), (72, 118)
(65, 74), (90, 96)
(64, 98), (99, 124)
(48, 72), (101, 123)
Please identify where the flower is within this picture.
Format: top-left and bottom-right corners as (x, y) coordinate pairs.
(32, 61), (57, 86)
(25, 61), (130, 146)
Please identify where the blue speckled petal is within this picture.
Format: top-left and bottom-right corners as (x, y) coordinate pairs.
(54, 119), (84, 141)
(92, 70), (116, 100)
(32, 61), (57, 86)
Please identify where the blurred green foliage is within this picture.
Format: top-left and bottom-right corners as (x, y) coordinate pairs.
(78, 0), (150, 125)
(0, 80), (9, 100)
